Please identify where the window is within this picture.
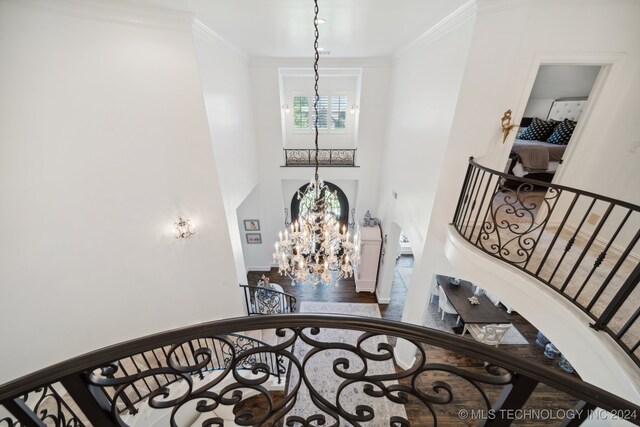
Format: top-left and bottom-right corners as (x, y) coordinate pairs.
(293, 96), (309, 129)
(331, 95), (347, 129)
(292, 95), (347, 131)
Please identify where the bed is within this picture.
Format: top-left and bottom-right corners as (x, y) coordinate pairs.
(507, 98), (586, 179)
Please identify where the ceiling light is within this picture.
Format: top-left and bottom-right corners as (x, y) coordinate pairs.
(273, 0), (358, 286)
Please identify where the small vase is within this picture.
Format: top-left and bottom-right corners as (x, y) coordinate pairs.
(535, 331), (550, 348)
(558, 355), (574, 374)
(544, 343), (560, 359)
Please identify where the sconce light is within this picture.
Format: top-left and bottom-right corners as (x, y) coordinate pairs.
(282, 104), (290, 113)
(501, 109), (518, 143)
(350, 104), (359, 114)
(174, 217), (195, 239)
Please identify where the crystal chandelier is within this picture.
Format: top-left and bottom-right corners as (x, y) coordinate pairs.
(273, 0), (359, 286)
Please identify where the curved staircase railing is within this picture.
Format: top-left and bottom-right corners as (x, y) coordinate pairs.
(453, 157), (640, 368)
(240, 284), (297, 315)
(1, 315), (639, 426)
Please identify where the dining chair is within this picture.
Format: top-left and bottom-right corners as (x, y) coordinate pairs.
(484, 290), (514, 314)
(438, 285), (460, 325)
(466, 323), (512, 347)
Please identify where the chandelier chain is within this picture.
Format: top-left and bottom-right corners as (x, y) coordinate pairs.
(313, 0), (320, 181)
(272, 0), (359, 286)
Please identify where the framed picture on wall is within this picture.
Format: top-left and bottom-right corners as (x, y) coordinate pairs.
(246, 233), (262, 244)
(244, 219), (260, 231)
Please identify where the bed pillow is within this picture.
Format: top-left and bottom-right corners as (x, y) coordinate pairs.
(547, 118), (577, 145)
(518, 118), (558, 141)
(516, 127), (528, 139)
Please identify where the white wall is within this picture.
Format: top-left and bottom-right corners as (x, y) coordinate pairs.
(0, 0), (244, 383)
(192, 21), (260, 285)
(246, 58), (391, 271)
(375, 3), (477, 303)
(236, 184), (269, 272)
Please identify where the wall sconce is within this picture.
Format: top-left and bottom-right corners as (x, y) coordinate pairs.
(282, 104), (290, 113)
(174, 217), (195, 239)
(349, 104), (359, 114)
(501, 109), (518, 143)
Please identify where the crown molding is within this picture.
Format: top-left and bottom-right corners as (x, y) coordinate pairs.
(250, 57), (392, 69)
(6, 0), (194, 32)
(192, 19), (249, 63)
(394, 0), (478, 60)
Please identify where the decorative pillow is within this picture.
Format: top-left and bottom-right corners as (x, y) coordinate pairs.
(516, 127), (528, 139)
(547, 118), (577, 145)
(518, 118), (558, 141)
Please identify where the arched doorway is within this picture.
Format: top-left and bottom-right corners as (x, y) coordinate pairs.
(290, 181), (349, 227)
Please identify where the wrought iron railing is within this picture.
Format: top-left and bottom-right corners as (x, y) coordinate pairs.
(1, 315), (639, 426)
(283, 148), (356, 166)
(453, 157), (640, 367)
(240, 284), (297, 315)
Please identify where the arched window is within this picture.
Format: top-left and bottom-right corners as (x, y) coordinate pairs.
(290, 181), (349, 227)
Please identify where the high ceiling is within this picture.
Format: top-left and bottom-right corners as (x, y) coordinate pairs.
(141, 0), (468, 57)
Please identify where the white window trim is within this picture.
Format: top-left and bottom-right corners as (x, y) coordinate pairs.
(290, 93), (349, 135)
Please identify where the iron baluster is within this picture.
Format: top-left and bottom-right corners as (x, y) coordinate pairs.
(617, 305), (640, 340)
(459, 165), (481, 234)
(463, 169), (486, 238)
(548, 198), (596, 287)
(60, 374), (115, 427)
(592, 262), (640, 331)
(534, 193), (580, 277)
(573, 206), (631, 301)
(452, 159), (474, 227)
(3, 398), (44, 427)
(561, 202), (615, 295)
(475, 174), (502, 245)
(480, 374), (539, 427)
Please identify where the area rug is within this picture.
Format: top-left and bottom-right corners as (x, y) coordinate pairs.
(423, 299), (529, 345)
(284, 302), (408, 426)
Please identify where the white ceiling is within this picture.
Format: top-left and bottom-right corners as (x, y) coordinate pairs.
(140, 0), (468, 57)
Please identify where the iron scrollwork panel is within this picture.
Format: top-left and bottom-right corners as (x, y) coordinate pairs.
(478, 180), (561, 267)
(5, 385), (88, 427)
(83, 327), (515, 427)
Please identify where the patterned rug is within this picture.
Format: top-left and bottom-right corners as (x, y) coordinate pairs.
(285, 302), (408, 426)
(423, 299), (529, 345)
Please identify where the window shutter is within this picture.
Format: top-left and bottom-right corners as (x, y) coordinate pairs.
(311, 95), (328, 129)
(293, 96), (309, 129)
(331, 96), (347, 129)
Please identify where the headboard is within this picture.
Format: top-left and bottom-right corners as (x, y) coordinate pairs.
(547, 98), (587, 122)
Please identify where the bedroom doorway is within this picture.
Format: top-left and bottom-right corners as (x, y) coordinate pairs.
(506, 64), (602, 184)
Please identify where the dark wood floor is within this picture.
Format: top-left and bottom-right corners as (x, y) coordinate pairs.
(246, 256), (580, 426)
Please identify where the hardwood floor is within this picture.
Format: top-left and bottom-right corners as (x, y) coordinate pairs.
(246, 256), (581, 426)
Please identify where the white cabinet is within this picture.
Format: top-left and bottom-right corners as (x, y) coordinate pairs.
(355, 223), (382, 293)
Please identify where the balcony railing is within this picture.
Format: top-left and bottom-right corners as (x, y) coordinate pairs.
(453, 157), (640, 368)
(240, 284), (297, 315)
(1, 315), (639, 426)
(283, 148), (357, 167)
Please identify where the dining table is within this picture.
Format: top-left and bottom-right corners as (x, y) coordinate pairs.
(436, 275), (509, 334)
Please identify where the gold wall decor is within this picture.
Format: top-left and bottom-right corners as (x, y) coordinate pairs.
(501, 109), (519, 143)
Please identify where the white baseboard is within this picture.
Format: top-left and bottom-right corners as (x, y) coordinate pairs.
(246, 266), (272, 273)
